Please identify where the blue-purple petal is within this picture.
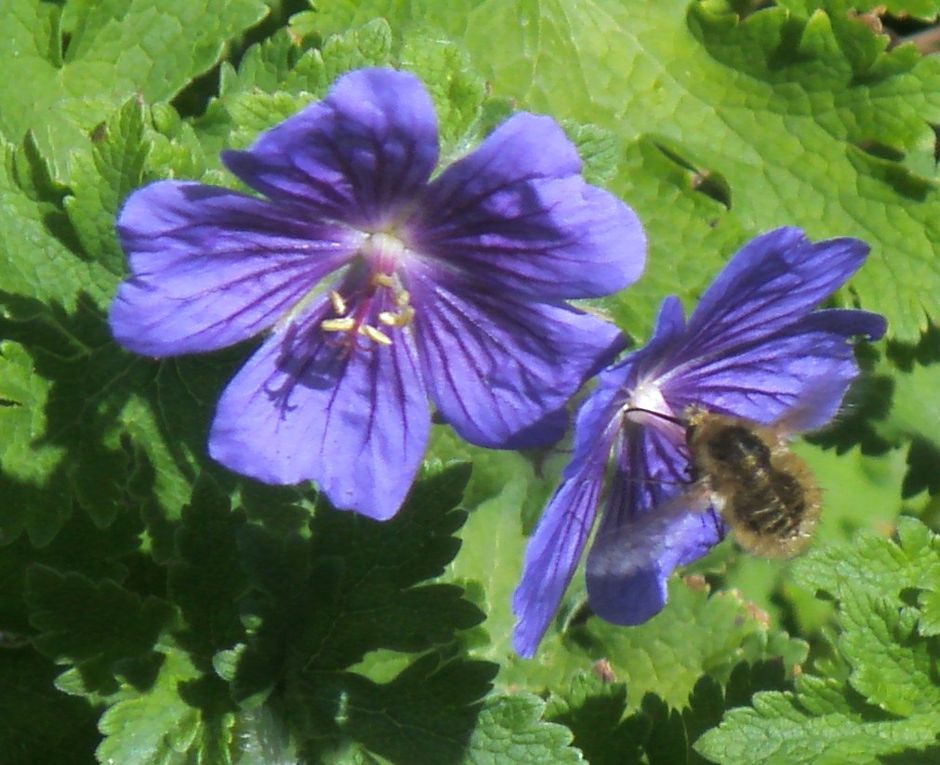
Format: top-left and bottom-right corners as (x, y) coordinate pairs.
(665, 308), (886, 428)
(411, 113), (645, 299)
(223, 68), (439, 229)
(679, 229), (869, 359)
(559, 296), (687, 477)
(587, 498), (722, 625)
(110, 181), (357, 356)
(586, 428), (722, 625)
(512, 468), (605, 658)
(407, 263), (627, 448)
(208, 302), (430, 520)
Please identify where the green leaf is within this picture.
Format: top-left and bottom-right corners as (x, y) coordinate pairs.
(544, 659), (792, 765)
(399, 29), (487, 153)
(196, 18), (489, 169)
(546, 674), (646, 765)
(167, 476), (250, 662)
(781, 1), (940, 23)
(695, 690), (938, 764)
(0, 647), (99, 765)
(299, 651), (498, 764)
(63, 98), (151, 275)
(464, 693), (583, 763)
(839, 591), (940, 717)
(0, 0), (268, 175)
(96, 645), (235, 765)
(0, 506), (142, 640)
(231, 463), (484, 700)
(0, 139), (114, 309)
(440, 446), (558, 659)
(791, 516), (940, 607)
(310, 1), (940, 341)
(696, 520), (940, 764)
(571, 579), (806, 709)
(26, 565), (175, 696)
(196, 20), (395, 160)
(918, 587), (940, 636)
(0, 340), (71, 544)
(0, 286), (242, 543)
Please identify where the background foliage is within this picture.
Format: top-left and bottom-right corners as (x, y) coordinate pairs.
(1, 1), (939, 762)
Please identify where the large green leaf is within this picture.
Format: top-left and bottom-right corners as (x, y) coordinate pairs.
(310, 1), (940, 341)
(0, 0), (268, 174)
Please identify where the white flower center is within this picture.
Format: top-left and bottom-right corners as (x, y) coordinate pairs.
(318, 231), (415, 350)
(619, 379), (685, 440)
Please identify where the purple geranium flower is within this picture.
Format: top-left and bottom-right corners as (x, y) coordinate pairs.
(512, 228), (887, 657)
(109, 67), (646, 520)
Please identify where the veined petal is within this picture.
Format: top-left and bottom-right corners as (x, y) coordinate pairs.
(560, 296), (687, 477)
(665, 308), (887, 428)
(512, 466), (605, 658)
(679, 229), (869, 358)
(407, 266), (627, 449)
(110, 181), (357, 356)
(586, 428), (722, 625)
(412, 113), (645, 299)
(223, 68), (439, 228)
(208, 301), (430, 520)
(587, 498), (723, 626)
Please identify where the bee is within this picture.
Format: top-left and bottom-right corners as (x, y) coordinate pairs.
(588, 405), (821, 574)
(680, 406), (821, 558)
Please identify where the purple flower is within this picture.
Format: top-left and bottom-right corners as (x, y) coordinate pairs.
(109, 67), (646, 521)
(512, 228), (887, 657)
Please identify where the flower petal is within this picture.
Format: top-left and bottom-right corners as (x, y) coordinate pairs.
(587, 496), (723, 625)
(665, 308), (887, 428)
(408, 266), (627, 449)
(208, 302), (430, 520)
(412, 113), (646, 299)
(223, 68), (439, 228)
(512, 467), (605, 658)
(586, 428), (723, 625)
(679, 229), (869, 357)
(110, 181), (357, 356)
(558, 296), (688, 478)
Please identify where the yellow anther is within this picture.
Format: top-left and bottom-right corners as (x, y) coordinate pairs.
(329, 290), (347, 315)
(371, 272), (395, 288)
(359, 324), (392, 346)
(378, 311), (398, 326)
(395, 289), (411, 308)
(321, 317), (356, 332)
(398, 306), (415, 326)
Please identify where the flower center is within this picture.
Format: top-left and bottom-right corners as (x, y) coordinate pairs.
(319, 231), (415, 350)
(620, 381), (685, 441)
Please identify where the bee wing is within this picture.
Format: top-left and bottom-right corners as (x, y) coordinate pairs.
(770, 375), (854, 435)
(585, 485), (721, 626)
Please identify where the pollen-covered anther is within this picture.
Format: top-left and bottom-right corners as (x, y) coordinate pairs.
(358, 324), (393, 345)
(329, 290), (347, 315)
(371, 272), (395, 288)
(321, 317), (356, 332)
(378, 306), (415, 327)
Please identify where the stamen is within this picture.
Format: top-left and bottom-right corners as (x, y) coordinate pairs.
(377, 305), (415, 328)
(321, 317), (356, 332)
(398, 306), (415, 325)
(371, 273), (394, 288)
(359, 324), (392, 345)
(329, 290), (347, 315)
(395, 289), (411, 308)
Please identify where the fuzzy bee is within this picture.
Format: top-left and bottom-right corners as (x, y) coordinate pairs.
(681, 406), (821, 558)
(587, 405), (822, 586)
